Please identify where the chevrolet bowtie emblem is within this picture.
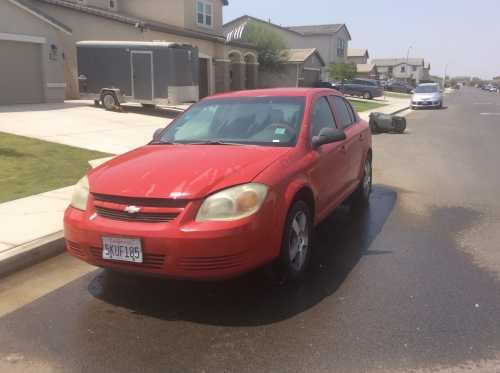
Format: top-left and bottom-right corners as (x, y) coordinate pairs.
(124, 205), (141, 214)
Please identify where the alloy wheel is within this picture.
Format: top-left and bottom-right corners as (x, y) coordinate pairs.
(288, 211), (309, 272)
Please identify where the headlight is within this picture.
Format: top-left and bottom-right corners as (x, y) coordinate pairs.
(196, 183), (269, 222)
(70, 176), (89, 211)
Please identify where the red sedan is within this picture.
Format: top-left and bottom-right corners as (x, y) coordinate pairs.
(64, 88), (372, 282)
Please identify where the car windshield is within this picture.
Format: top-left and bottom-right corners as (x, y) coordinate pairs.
(415, 85), (439, 93)
(159, 97), (305, 147)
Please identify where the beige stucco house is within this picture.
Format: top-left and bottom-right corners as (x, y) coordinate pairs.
(373, 58), (431, 84)
(258, 48), (325, 88)
(0, 0), (258, 105)
(347, 48), (369, 65)
(0, 0), (70, 104)
(224, 15), (351, 81)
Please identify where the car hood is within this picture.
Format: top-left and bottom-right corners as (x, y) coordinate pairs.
(89, 145), (290, 200)
(412, 92), (441, 100)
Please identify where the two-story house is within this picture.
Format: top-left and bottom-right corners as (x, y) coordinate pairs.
(0, 0), (258, 104)
(224, 15), (351, 81)
(373, 58), (431, 85)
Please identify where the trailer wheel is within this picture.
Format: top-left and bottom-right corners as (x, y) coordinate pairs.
(102, 93), (118, 111)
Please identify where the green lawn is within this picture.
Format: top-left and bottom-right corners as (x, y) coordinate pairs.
(384, 91), (412, 99)
(0, 132), (111, 203)
(348, 99), (387, 113)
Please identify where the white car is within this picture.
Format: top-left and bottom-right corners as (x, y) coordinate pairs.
(411, 83), (443, 109)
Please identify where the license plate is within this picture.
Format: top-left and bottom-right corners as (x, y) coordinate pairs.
(102, 237), (143, 263)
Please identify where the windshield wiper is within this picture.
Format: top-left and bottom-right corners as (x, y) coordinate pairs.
(184, 140), (247, 146)
(149, 140), (179, 145)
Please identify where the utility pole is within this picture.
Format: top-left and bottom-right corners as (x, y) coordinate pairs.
(443, 64), (448, 90)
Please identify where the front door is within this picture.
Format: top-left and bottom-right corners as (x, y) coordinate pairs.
(199, 58), (209, 99)
(131, 51), (153, 101)
(308, 96), (349, 217)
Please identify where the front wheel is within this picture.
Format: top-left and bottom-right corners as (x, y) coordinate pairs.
(102, 93), (118, 111)
(363, 91), (372, 100)
(351, 157), (372, 209)
(273, 200), (313, 283)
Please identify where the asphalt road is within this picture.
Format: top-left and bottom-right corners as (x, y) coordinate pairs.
(1, 87), (500, 373)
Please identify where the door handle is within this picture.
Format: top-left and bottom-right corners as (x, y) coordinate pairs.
(341, 144), (348, 153)
(359, 134), (364, 141)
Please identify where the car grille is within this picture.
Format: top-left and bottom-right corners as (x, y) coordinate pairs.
(66, 240), (86, 259)
(93, 193), (188, 208)
(90, 247), (166, 270)
(95, 207), (179, 223)
(178, 252), (247, 272)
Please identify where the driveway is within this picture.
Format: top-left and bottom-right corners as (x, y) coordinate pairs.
(0, 101), (176, 154)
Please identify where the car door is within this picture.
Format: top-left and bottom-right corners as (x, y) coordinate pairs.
(308, 95), (349, 216)
(329, 95), (365, 193)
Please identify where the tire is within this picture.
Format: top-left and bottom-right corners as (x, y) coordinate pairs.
(351, 157), (372, 210)
(102, 92), (118, 111)
(369, 120), (379, 134)
(363, 91), (372, 100)
(273, 200), (313, 283)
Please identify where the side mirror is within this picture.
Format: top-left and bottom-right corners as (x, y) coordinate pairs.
(312, 128), (346, 148)
(152, 128), (164, 142)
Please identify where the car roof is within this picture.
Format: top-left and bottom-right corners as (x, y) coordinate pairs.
(204, 88), (340, 100)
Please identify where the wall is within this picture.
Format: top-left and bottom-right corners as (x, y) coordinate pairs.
(34, 1), (225, 98)
(185, 0), (224, 35)
(0, 1), (66, 102)
(347, 55), (367, 65)
(258, 65), (299, 88)
(120, 0), (185, 28)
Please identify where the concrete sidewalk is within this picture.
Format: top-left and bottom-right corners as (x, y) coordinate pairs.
(0, 187), (73, 277)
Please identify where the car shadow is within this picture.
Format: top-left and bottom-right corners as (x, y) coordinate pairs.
(88, 185), (398, 327)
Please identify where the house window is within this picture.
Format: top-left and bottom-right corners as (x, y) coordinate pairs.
(388, 67), (393, 75)
(197, 0), (213, 28)
(337, 39), (346, 57)
(401, 65), (406, 73)
(108, 0), (117, 10)
(413, 65), (417, 72)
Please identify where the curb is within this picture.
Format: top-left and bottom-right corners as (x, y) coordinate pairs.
(0, 232), (65, 278)
(390, 106), (411, 115)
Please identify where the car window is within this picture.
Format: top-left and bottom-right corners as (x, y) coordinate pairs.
(160, 97), (305, 147)
(415, 85), (439, 93)
(330, 96), (354, 129)
(344, 99), (358, 123)
(310, 97), (337, 137)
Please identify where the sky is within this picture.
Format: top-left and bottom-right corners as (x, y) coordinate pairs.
(223, 0), (500, 80)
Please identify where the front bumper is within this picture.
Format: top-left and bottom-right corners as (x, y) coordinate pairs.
(64, 198), (281, 280)
(411, 100), (441, 108)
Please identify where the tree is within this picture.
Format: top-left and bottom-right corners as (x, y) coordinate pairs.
(242, 21), (289, 71)
(327, 63), (357, 82)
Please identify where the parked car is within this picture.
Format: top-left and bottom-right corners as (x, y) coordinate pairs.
(335, 79), (384, 100)
(385, 81), (414, 94)
(313, 81), (336, 89)
(411, 83), (443, 109)
(64, 88), (373, 283)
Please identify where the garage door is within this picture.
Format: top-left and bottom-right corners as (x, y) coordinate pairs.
(302, 69), (321, 87)
(0, 40), (43, 105)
